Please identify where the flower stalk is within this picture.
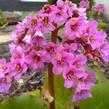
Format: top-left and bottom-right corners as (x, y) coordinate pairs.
(48, 29), (58, 109)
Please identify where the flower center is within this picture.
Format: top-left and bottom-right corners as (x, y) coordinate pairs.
(30, 19), (37, 27)
(15, 64), (22, 73)
(85, 76), (91, 83)
(56, 12), (62, 16)
(57, 58), (65, 65)
(71, 24), (78, 31)
(73, 61), (81, 68)
(66, 71), (75, 80)
(90, 36), (96, 43)
(79, 90), (86, 95)
(44, 5), (51, 13)
(46, 47), (55, 54)
(33, 55), (41, 62)
(5, 72), (10, 78)
(43, 16), (49, 24)
(2, 78), (7, 84)
(0, 65), (7, 71)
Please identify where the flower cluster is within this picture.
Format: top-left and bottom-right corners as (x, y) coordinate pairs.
(0, 0), (108, 102)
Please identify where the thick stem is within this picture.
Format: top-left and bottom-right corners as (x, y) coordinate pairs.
(48, 29), (58, 109)
(48, 64), (55, 109)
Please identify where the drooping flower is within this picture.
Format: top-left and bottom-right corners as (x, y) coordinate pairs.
(73, 83), (92, 102)
(31, 32), (46, 49)
(12, 22), (27, 43)
(0, 78), (12, 93)
(82, 72), (96, 87)
(9, 43), (23, 60)
(23, 30), (46, 47)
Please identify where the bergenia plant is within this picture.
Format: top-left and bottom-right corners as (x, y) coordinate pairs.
(0, 0), (109, 109)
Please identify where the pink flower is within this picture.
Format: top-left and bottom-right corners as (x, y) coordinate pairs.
(92, 3), (106, 15)
(12, 22), (26, 43)
(39, 4), (55, 15)
(83, 72), (96, 87)
(9, 59), (27, 80)
(72, 8), (87, 19)
(64, 0), (77, 17)
(87, 31), (106, 50)
(0, 59), (9, 78)
(65, 18), (86, 40)
(23, 50), (45, 71)
(57, 0), (77, 17)
(56, 0), (64, 8)
(23, 30), (46, 46)
(50, 1), (69, 23)
(23, 15), (39, 31)
(0, 78), (11, 93)
(98, 41), (109, 62)
(84, 20), (98, 35)
(63, 66), (83, 88)
(9, 43), (23, 60)
(31, 32), (46, 49)
(39, 14), (55, 33)
(72, 55), (87, 71)
(63, 43), (77, 53)
(52, 52), (74, 75)
(73, 83), (92, 102)
(43, 42), (63, 61)
(79, 0), (90, 9)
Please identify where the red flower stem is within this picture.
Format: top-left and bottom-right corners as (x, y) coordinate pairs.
(48, 29), (58, 109)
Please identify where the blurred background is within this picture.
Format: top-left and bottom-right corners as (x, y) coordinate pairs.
(0, 0), (108, 11)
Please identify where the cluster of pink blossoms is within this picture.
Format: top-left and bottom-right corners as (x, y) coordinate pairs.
(0, 0), (109, 102)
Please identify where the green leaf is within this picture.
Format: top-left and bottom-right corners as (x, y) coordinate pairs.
(54, 75), (74, 109)
(94, 61), (108, 83)
(0, 91), (49, 109)
(79, 82), (109, 109)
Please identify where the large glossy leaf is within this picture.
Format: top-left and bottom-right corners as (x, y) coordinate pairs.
(0, 91), (49, 109)
(79, 82), (109, 109)
(54, 75), (74, 109)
